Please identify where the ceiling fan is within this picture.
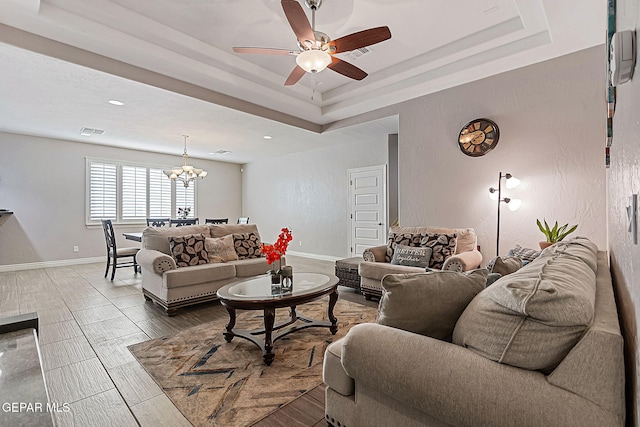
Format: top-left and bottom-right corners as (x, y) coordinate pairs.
(232, 0), (391, 86)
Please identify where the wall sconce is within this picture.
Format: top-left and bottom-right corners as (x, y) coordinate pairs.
(489, 172), (521, 256)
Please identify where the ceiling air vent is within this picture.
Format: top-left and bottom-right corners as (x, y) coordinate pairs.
(214, 150), (231, 155)
(80, 127), (105, 137)
(345, 47), (370, 61)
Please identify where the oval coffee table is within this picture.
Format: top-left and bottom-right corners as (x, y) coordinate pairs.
(216, 272), (339, 365)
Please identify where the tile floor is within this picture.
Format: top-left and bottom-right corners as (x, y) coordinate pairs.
(0, 255), (365, 426)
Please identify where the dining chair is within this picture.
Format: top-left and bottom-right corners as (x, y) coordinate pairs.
(205, 218), (229, 224)
(101, 219), (140, 281)
(170, 218), (199, 227)
(146, 217), (171, 227)
(237, 217), (249, 224)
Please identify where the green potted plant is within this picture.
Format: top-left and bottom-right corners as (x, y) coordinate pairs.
(536, 219), (578, 249)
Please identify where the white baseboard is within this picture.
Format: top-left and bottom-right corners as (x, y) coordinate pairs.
(0, 256), (104, 272)
(286, 250), (342, 263)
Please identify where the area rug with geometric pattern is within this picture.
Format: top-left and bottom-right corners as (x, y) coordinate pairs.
(128, 298), (377, 427)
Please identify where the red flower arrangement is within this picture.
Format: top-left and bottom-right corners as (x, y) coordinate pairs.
(261, 227), (293, 265)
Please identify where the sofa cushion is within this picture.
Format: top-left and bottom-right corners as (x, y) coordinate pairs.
(143, 225), (211, 254)
(164, 263), (236, 289)
(452, 237), (598, 372)
(385, 228), (457, 269)
(228, 257), (272, 277)
(205, 235), (238, 263)
(169, 234), (209, 268)
(233, 231), (262, 259)
(359, 261), (426, 281)
(390, 244), (432, 268)
(486, 256), (522, 276)
(377, 269), (488, 340)
(210, 223), (260, 239)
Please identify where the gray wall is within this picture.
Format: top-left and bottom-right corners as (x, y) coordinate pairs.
(242, 137), (388, 258)
(0, 132), (242, 267)
(609, 2), (640, 424)
(393, 46), (606, 260)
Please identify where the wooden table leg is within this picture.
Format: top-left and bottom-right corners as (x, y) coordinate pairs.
(263, 307), (276, 366)
(223, 306), (236, 343)
(328, 287), (339, 335)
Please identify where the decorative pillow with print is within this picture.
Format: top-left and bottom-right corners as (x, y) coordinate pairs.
(424, 233), (457, 269)
(390, 244), (432, 268)
(507, 244), (541, 264)
(385, 231), (457, 269)
(232, 232), (262, 259)
(168, 234), (209, 268)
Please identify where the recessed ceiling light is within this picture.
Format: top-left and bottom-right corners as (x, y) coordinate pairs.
(108, 99), (124, 106)
(263, 135), (272, 140)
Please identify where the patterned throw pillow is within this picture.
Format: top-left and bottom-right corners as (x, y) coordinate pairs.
(390, 244), (432, 268)
(204, 235), (238, 263)
(507, 244), (541, 263)
(385, 231), (457, 270)
(168, 234), (209, 268)
(232, 232), (262, 259)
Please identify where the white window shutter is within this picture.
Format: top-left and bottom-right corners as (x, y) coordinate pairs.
(89, 161), (117, 220)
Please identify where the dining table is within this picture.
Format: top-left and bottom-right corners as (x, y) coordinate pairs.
(122, 232), (142, 243)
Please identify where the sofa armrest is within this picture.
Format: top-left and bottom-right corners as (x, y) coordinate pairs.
(362, 245), (387, 262)
(442, 249), (482, 272)
(136, 249), (177, 275)
(340, 323), (619, 427)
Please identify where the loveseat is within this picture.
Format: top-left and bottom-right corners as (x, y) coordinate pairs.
(359, 226), (482, 299)
(324, 238), (624, 426)
(136, 223), (283, 315)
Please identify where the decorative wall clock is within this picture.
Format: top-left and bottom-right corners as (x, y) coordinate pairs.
(458, 118), (500, 157)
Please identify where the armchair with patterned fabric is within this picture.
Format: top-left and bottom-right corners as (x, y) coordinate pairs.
(359, 226), (482, 299)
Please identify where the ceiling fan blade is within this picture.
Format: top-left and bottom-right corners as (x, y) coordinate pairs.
(330, 26), (392, 53)
(284, 65), (306, 86)
(327, 57), (367, 80)
(233, 47), (296, 56)
(281, 0), (315, 46)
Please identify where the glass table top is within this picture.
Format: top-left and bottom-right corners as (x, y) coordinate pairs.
(219, 272), (336, 300)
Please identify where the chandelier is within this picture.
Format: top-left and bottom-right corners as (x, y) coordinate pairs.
(163, 135), (207, 188)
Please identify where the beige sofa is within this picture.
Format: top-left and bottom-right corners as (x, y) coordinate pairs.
(136, 223), (282, 315)
(323, 239), (624, 426)
(359, 226), (482, 299)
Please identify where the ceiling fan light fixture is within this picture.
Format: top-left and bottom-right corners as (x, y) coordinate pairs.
(296, 49), (331, 73)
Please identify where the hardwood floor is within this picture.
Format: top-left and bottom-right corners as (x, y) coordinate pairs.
(0, 255), (375, 427)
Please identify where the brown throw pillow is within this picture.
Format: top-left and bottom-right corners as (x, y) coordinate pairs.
(377, 269), (488, 341)
(204, 235), (238, 263)
(488, 256), (523, 276)
(168, 234), (209, 268)
(232, 232), (262, 259)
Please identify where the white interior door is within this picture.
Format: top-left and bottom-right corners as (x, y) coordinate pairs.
(348, 165), (387, 256)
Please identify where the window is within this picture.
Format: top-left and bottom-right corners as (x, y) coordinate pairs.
(176, 183), (195, 218)
(89, 162), (117, 220)
(87, 158), (197, 224)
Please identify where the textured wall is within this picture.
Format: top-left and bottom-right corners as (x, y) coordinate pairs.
(395, 47), (606, 260)
(0, 132), (242, 266)
(242, 137), (388, 258)
(609, 2), (640, 424)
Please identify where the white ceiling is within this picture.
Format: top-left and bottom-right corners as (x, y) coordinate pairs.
(0, 0), (603, 164)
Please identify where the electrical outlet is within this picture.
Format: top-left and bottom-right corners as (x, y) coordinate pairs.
(73, 246), (79, 253)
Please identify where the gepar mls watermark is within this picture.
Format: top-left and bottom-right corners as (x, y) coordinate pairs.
(2, 402), (70, 413)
